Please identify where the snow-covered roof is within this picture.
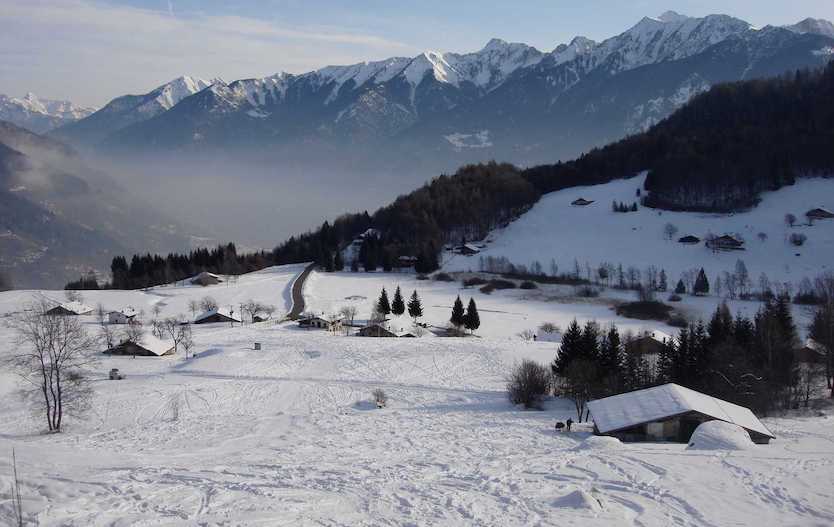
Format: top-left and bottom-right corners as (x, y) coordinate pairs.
(588, 383), (774, 439)
(641, 330), (673, 344)
(804, 338), (825, 354)
(53, 301), (93, 315)
(118, 334), (175, 356)
(194, 307), (240, 323)
(110, 307), (138, 318)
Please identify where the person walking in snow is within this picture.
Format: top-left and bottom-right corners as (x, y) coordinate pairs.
(566, 418), (573, 432)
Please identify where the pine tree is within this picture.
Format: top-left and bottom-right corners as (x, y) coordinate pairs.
(553, 319), (583, 375)
(693, 268), (710, 296)
(391, 286), (405, 316)
(675, 279), (686, 295)
(659, 269), (668, 292)
(407, 290), (423, 322)
(464, 298), (480, 333)
(450, 296), (466, 333)
(579, 321), (600, 362)
(377, 287), (391, 316)
(334, 251), (344, 271)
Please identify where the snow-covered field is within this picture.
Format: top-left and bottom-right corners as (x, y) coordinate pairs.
(444, 174), (834, 289)
(2, 264), (834, 525)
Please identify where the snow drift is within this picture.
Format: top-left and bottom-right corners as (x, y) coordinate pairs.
(687, 420), (755, 450)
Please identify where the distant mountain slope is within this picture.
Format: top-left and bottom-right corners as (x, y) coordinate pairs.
(523, 61), (834, 211)
(0, 93), (95, 134)
(53, 12), (834, 173)
(0, 121), (201, 288)
(51, 76), (210, 147)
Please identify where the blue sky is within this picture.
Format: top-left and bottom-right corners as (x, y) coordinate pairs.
(2, 0), (833, 106)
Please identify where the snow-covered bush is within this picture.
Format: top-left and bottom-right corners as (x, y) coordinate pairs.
(507, 360), (552, 409)
(372, 389), (387, 407)
(520, 280), (538, 290)
(790, 233), (807, 246)
(686, 420), (754, 450)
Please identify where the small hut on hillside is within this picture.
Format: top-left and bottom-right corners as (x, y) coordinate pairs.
(571, 198), (595, 206)
(298, 315), (340, 330)
(457, 244), (481, 256)
(795, 338), (827, 364)
(191, 272), (223, 287)
(108, 307), (138, 325)
(357, 324), (397, 337)
(626, 330), (673, 357)
(806, 208), (834, 221)
(104, 335), (175, 357)
(706, 234), (744, 251)
(45, 301), (93, 316)
(587, 383), (774, 444)
(194, 308), (240, 325)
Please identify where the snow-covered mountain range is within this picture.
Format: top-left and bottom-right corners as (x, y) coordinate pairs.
(0, 93), (96, 134)
(48, 12), (834, 171)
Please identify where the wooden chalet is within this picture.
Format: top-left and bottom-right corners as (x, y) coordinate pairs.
(677, 235), (701, 245)
(588, 383), (774, 444)
(796, 338), (827, 365)
(194, 308), (240, 324)
(108, 307), (139, 325)
(104, 335), (175, 357)
(357, 324), (397, 337)
(626, 330), (673, 357)
(806, 208), (834, 221)
(298, 315), (340, 330)
(45, 301), (93, 316)
(457, 244), (481, 255)
(706, 234), (744, 251)
(191, 272), (223, 286)
(571, 198), (594, 206)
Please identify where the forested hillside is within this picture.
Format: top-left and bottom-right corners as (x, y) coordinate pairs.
(526, 62), (834, 211)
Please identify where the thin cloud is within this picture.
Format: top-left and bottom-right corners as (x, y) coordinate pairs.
(0, 0), (418, 105)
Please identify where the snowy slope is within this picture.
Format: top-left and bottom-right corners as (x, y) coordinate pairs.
(444, 174), (834, 291)
(1, 266), (833, 524)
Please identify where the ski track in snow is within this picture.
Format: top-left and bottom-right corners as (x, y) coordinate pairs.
(1, 267), (834, 525)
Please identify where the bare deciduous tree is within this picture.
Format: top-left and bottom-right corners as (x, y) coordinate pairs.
(8, 300), (97, 432)
(339, 305), (358, 334)
(785, 213), (797, 228)
(663, 222), (679, 241)
(64, 290), (83, 303)
(187, 299), (199, 319)
(199, 296), (218, 313)
(160, 317), (190, 354)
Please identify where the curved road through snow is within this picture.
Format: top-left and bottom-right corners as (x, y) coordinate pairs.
(287, 263), (316, 319)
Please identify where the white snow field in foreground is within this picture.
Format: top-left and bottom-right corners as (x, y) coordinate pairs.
(0, 267), (833, 524)
(444, 174), (834, 289)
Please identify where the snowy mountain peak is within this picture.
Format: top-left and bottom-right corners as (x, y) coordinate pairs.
(787, 18), (834, 38)
(658, 10), (690, 23)
(0, 92), (97, 133)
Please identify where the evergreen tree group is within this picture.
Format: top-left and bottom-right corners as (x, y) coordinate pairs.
(553, 294), (803, 416)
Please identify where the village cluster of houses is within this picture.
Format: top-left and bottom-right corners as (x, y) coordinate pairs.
(295, 314), (422, 338)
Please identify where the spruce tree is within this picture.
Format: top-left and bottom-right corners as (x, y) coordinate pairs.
(675, 279), (686, 295)
(553, 319), (583, 375)
(579, 321), (601, 362)
(334, 251), (344, 271)
(693, 268), (710, 296)
(407, 290), (423, 322)
(377, 287), (391, 316)
(464, 298), (480, 333)
(450, 296), (466, 333)
(659, 269), (668, 292)
(391, 286), (405, 316)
